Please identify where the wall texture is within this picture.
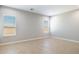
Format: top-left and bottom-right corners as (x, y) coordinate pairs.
(50, 9), (79, 41)
(0, 6), (49, 43)
(0, 6), (3, 40)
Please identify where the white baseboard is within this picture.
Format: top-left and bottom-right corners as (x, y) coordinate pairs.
(51, 36), (79, 43)
(1, 35), (78, 46)
(0, 36), (48, 46)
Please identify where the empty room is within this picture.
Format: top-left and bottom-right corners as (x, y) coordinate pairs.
(0, 5), (79, 54)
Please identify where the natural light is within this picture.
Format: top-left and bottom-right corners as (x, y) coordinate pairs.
(50, 16), (59, 33)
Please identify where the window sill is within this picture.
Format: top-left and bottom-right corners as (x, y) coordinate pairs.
(3, 34), (16, 38)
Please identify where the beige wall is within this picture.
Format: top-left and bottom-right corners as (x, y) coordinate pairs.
(0, 6), (49, 43)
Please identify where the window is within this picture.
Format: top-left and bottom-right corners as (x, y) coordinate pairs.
(3, 16), (16, 37)
(43, 19), (49, 33)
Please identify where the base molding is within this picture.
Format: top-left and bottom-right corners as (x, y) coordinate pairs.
(0, 36), (48, 46)
(0, 35), (78, 46)
(51, 36), (79, 43)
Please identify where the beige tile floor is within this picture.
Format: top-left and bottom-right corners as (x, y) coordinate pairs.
(0, 37), (79, 54)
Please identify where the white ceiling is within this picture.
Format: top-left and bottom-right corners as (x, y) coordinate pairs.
(5, 5), (79, 16)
